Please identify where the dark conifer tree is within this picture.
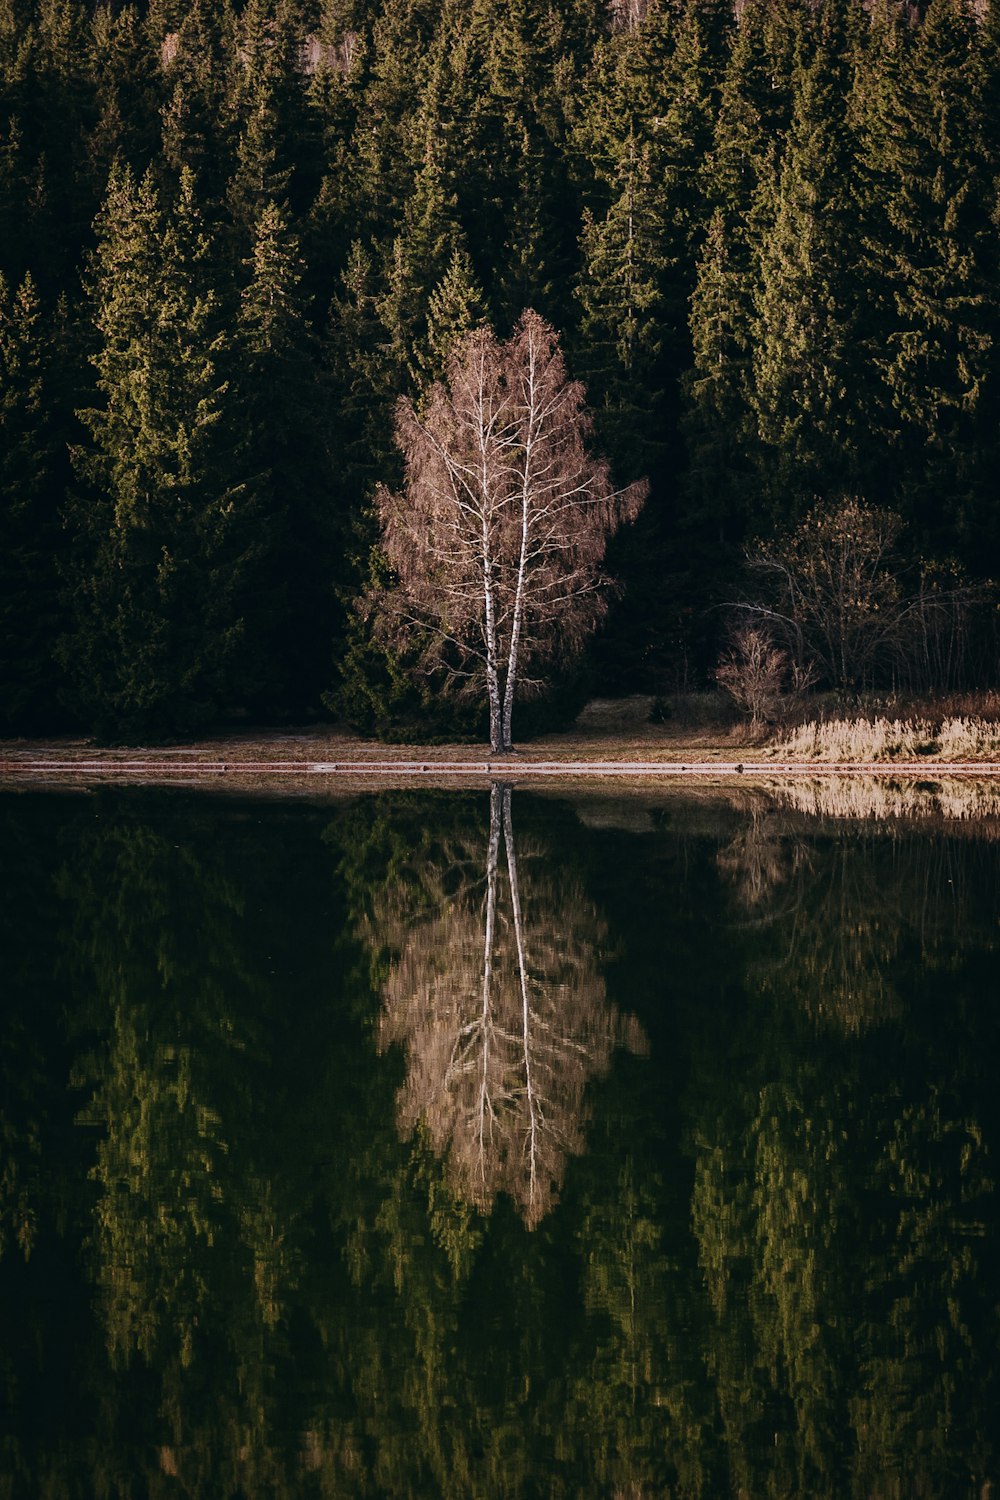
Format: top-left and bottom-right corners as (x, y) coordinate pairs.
(573, 5), (676, 469)
(418, 243), (488, 384)
(86, 4), (162, 189)
(0, 0), (98, 293)
(305, 17), (372, 296)
(62, 167), (263, 739)
(157, 0), (235, 199)
(856, 0), (995, 564)
(682, 206), (756, 545)
(226, 0), (317, 243)
(576, 130), (671, 477)
(236, 200), (336, 715)
(325, 239), (394, 502)
(683, 0), (837, 546)
(0, 272), (71, 729)
(374, 146), (464, 388)
(748, 4), (862, 508)
(576, 0), (730, 470)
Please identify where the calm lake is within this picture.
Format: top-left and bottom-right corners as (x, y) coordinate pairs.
(1, 781), (998, 1498)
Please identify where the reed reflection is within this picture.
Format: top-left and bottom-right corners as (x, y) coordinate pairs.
(373, 783), (647, 1227)
(715, 802), (999, 1031)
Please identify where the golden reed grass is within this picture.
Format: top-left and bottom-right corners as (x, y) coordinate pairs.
(770, 715), (1000, 762)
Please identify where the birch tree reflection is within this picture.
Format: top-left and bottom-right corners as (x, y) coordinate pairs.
(373, 785), (646, 1228)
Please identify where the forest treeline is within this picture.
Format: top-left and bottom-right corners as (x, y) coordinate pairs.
(2, 0), (999, 739)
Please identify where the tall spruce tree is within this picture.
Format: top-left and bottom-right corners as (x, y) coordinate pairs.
(0, 271), (71, 729)
(374, 146), (464, 388)
(418, 243), (488, 384)
(573, 2), (675, 462)
(748, 7), (861, 508)
(682, 206), (756, 546)
(576, 0), (729, 472)
(226, 0), (317, 243)
(856, 0), (995, 564)
(693, 0), (801, 406)
(86, 3), (162, 189)
(576, 129), (671, 477)
(157, 0), (234, 198)
(236, 200), (336, 715)
(62, 167), (263, 739)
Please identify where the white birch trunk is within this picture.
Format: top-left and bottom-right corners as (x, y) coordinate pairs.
(501, 786), (540, 1223)
(501, 323), (540, 751)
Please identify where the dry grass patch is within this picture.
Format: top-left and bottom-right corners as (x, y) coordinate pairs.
(936, 716), (1000, 759)
(770, 713), (1000, 762)
(770, 717), (936, 761)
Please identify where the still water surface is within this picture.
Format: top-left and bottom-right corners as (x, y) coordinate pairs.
(1, 783), (998, 1497)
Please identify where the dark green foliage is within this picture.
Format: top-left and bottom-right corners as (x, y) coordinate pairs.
(0, 272), (71, 728)
(235, 200), (338, 716)
(0, 0), (998, 738)
(85, 5), (162, 192)
(747, 9), (862, 507)
(61, 167), (265, 740)
(854, 0), (997, 560)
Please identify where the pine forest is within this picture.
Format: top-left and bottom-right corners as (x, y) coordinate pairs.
(2, 0), (1000, 742)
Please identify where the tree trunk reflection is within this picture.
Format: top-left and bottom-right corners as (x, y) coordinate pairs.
(376, 784), (647, 1227)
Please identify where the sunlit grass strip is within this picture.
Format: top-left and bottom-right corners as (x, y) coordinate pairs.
(936, 716), (1000, 759)
(770, 715), (1000, 762)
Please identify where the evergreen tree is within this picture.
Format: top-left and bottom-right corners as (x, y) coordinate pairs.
(576, 130), (671, 477)
(305, 16), (372, 294)
(374, 147), (464, 388)
(575, 0), (729, 469)
(157, 0), (234, 198)
(418, 243), (488, 384)
(0, 271), (70, 729)
(236, 200), (336, 715)
(856, 0), (995, 563)
(493, 116), (573, 332)
(573, 3), (676, 451)
(226, 0), (317, 243)
(748, 9), (862, 508)
(0, 0), (98, 293)
(62, 167), (263, 739)
(86, 3), (162, 189)
(681, 206), (757, 546)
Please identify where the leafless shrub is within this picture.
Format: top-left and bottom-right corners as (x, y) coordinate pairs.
(714, 625), (815, 733)
(744, 497), (906, 693)
(734, 497), (993, 697)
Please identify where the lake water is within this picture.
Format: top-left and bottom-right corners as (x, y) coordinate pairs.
(1, 782), (998, 1497)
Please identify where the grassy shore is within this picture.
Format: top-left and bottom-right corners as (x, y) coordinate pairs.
(3, 693), (1000, 794)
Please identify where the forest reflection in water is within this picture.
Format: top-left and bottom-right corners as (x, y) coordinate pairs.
(0, 783), (998, 1497)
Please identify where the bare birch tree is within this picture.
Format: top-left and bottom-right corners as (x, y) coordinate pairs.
(371, 311), (648, 752)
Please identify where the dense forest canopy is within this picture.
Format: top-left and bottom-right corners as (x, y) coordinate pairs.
(1, 0), (998, 740)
